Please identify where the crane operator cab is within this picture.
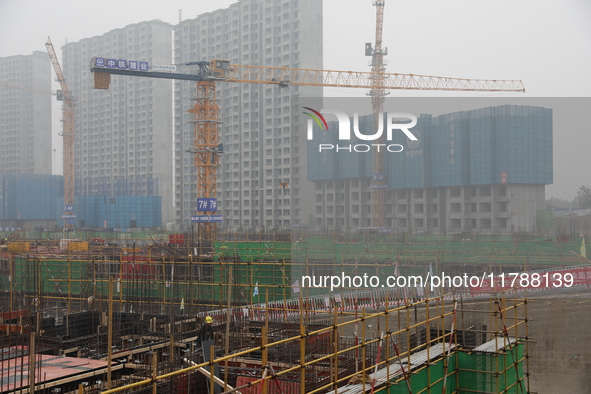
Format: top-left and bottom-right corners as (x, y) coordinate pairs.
(209, 59), (230, 79)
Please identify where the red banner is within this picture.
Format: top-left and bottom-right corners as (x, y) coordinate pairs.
(470, 265), (591, 293)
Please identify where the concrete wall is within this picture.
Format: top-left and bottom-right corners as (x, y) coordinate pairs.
(526, 289), (591, 393)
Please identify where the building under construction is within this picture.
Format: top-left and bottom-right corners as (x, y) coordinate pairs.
(3, 230), (591, 393)
(0, 287), (530, 394)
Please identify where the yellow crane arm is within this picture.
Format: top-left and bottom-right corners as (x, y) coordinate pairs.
(222, 63), (525, 92)
(0, 81), (56, 95)
(45, 37), (73, 101)
(93, 58), (526, 93)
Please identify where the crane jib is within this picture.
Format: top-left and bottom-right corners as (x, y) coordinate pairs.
(90, 67), (208, 82)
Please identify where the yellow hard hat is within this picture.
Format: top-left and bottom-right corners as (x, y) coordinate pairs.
(205, 316), (213, 323)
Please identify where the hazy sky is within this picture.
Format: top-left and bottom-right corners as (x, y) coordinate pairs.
(1, 0), (590, 199)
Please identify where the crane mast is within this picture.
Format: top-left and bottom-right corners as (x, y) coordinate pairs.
(188, 80), (221, 246)
(367, 0), (388, 229)
(46, 37), (75, 229)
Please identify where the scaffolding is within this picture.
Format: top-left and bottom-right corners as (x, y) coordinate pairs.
(5, 232), (588, 393)
(0, 295), (529, 394)
(6, 297), (530, 394)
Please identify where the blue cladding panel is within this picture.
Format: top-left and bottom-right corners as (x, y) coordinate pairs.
(429, 113), (470, 188)
(308, 118), (373, 181)
(1, 174), (63, 220)
(308, 105), (553, 188)
(74, 195), (161, 229)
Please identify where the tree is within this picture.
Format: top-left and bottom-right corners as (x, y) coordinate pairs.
(545, 197), (571, 210)
(573, 186), (591, 209)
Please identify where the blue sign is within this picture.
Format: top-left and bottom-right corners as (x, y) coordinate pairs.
(191, 215), (224, 223)
(61, 215), (77, 218)
(64, 205), (74, 212)
(373, 174), (385, 181)
(197, 198), (217, 212)
(95, 58), (149, 72)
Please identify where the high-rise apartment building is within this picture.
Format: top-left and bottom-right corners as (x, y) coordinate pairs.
(309, 105), (553, 234)
(62, 20), (174, 226)
(174, 0), (323, 231)
(0, 51), (52, 175)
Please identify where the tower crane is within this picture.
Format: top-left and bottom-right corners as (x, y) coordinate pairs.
(46, 37), (76, 229)
(367, 0), (388, 229)
(91, 59), (523, 243)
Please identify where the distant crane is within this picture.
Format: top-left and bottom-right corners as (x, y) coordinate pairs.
(46, 37), (75, 229)
(365, 0), (525, 229)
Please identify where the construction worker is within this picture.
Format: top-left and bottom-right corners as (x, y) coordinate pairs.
(198, 316), (214, 348)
